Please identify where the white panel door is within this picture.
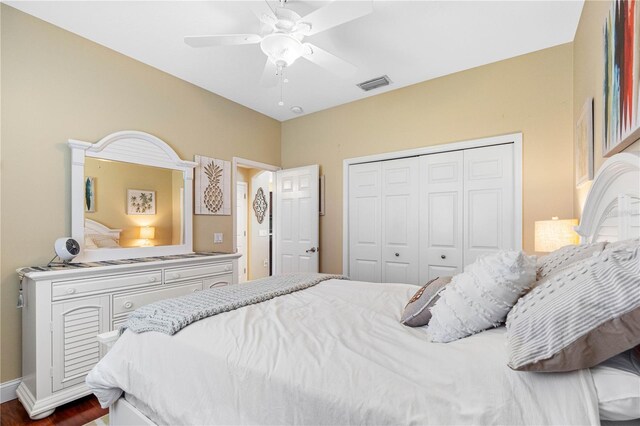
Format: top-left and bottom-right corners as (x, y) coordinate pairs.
(420, 151), (464, 282)
(381, 157), (420, 284)
(236, 182), (248, 283)
(464, 144), (514, 266)
(348, 162), (382, 282)
(275, 165), (319, 274)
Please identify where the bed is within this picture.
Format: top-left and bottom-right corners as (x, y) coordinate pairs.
(87, 152), (640, 425)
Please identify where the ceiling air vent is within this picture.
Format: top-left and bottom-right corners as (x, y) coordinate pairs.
(357, 75), (392, 92)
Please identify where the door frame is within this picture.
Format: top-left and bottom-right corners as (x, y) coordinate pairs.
(342, 132), (523, 277)
(232, 157), (280, 274)
(236, 181), (248, 282)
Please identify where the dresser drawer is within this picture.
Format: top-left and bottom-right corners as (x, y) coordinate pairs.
(165, 262), (232, 284)
(52, 270), (162, 301)
(204, 273), (234, 289)
(112, 281), (202, 317)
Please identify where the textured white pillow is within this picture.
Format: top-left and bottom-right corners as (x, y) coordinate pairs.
(428, 251), (536, 343)
(84, 236), (99, 249)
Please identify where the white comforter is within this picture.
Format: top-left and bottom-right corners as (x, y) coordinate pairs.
(87, 279), (600, 425)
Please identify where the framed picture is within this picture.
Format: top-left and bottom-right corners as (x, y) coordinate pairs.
(127, 189), (156, 215)
(602, 0), (640, 157)
(194, 155), (231, 215)
(84, 177), (96, 213)
(575, 98), (594, 187)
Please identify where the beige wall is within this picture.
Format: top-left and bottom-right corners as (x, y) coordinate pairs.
(282, 43), (575, 274)
(85, 159), (179, 247)
(0, 5), (280, 382)
(573, 0), (640, 214)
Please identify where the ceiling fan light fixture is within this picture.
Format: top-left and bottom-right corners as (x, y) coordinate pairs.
(261, 33), (305, 68)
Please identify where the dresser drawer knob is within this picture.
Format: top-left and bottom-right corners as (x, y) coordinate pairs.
(192, 288), (200, 293)
(66, 288), (76, 295)
(170, 273), (181, 280)
(225, 265), (231, 271)
(148, 277), (157, 283)
(123, 301), (133, 309)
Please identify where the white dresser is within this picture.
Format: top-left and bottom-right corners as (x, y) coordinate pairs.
(16, 252), (240, 419)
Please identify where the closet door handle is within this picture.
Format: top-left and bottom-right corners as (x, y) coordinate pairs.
(306, 247), (317, 253)
(395, 253), (400, 257)
(441, 255), (446, 259)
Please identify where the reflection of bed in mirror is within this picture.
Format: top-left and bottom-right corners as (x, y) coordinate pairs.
(84, 219), (122, 249)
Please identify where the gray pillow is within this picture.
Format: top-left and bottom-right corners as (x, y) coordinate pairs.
(507, 246), (640, 372)
(401, 277), (452, 327)
(536, 241), (606, 280)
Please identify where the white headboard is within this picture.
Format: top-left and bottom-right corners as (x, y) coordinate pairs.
(576, 152), (640, 244)
(85, 219), (122, 242)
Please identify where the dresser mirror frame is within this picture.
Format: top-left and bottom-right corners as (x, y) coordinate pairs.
(69, 130), (197, 262)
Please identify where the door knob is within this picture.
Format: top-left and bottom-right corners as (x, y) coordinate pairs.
(395, 253), (400, 257)
(441, 255), (446, 259)
(306, 247), (317, 253)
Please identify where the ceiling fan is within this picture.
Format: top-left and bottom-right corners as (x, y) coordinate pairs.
(184, 0), (372, 87)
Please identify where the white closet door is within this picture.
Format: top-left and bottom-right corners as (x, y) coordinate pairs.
(464, 144), (514, 267)
(274, 165), (319, 274)
(420, 151), (463, 282)
(348, 162), (382, 282)
(382, 157), (420, 284)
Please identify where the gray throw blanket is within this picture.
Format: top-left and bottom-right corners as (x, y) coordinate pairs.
(123, 273), (346, 335)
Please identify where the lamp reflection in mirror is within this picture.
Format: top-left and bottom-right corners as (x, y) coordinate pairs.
(140, 226), (156, 247)
(534, 217), (579, 253)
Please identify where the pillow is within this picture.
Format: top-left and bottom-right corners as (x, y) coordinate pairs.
(603, 237), (640, 253)
(84, 236), (98, 250)
(591, 349), (640, 421)
(401, 276), (452, 327)
(506, 247), (640, 372)
(536, 241), (606, 280)
(428, 251), (536, 343)
(89, 234), (120, 248)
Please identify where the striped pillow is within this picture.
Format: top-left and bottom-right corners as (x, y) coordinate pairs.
(507, 247), (640, 372)
(536, 241), (606, 280)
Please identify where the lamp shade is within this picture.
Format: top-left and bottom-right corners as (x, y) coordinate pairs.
(534, 217), (579, 253)
(140, 226), (155, 240)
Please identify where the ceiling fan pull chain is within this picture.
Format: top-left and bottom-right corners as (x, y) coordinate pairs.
(278, 68), (285, 106)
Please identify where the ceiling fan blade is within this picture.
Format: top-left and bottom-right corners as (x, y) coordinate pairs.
(260, 59), (279, 88)
(298, 1), (372, 36)
(184, 34), (261, 48)
(302, 43), (357, 78)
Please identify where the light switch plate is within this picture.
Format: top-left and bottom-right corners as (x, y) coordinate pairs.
(263, 260), (269, 267)
(214, 233), (223, 244)
(258, 229), (268, 237)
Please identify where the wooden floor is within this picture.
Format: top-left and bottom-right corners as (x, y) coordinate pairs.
(0, 395), (107, 426)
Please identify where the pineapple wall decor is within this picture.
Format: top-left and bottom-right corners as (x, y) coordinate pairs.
(195, 155), (231, 215)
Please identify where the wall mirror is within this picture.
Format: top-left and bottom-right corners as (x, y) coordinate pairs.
(70, 131), (196, 262)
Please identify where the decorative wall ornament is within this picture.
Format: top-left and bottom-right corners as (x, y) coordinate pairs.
(127, 189), (156, 215)
(253, 187), (268, 224)
(602, 0), (640, 157)
(575, 98), (594, 187)
(85, 177), (96, 213)
(195, 155), (231, 215)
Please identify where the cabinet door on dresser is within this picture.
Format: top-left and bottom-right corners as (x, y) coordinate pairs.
(420, 151), (464, 282)
(52, 295), (109, 392)
(381, 157), (420, 285)
(463, 144), (514, 266)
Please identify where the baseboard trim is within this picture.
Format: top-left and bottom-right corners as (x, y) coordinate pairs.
(1, 378), (21, 403)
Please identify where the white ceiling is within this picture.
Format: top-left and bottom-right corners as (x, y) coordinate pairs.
(7, 1), (584, 121)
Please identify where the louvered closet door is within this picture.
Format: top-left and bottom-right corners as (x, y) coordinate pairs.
(382, 157), (420, 284)
(464, 144), (514, 266)
(52, 295), (109, 391)
(348, 162), (382, 282)
(420, 151), (464, 282)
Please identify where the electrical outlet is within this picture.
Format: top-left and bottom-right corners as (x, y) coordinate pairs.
(214, 233), (223, 244)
